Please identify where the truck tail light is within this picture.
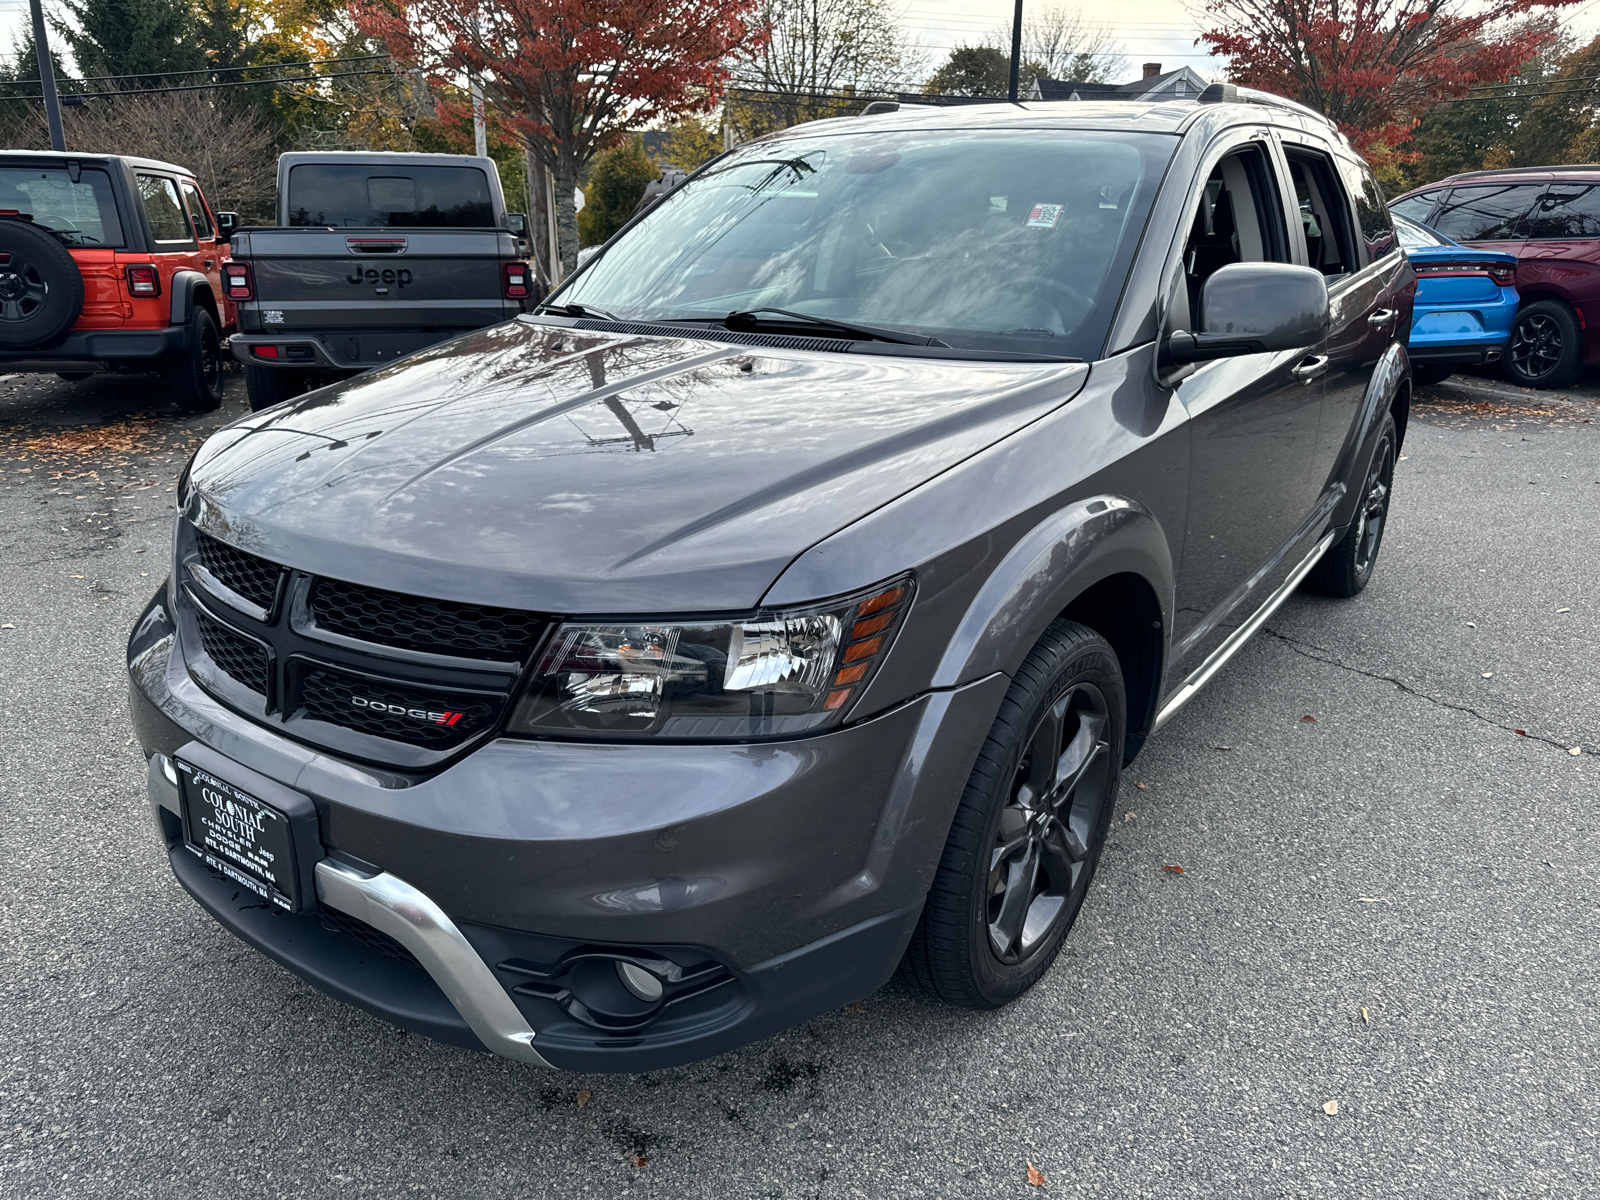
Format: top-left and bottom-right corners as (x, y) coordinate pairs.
(223, 261), (254, 300)
(125, 265), (160, 297)
(503, 261), (531, 300)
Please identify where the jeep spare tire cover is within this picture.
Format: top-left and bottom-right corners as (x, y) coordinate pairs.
(0, 220), (84, 347)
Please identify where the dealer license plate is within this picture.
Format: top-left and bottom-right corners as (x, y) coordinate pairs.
(177, 759), (297, 911)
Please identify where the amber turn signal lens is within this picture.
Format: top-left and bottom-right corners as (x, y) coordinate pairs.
(849, 612), (894, 640)
(842, 636), (882, 664)
(857, 585), (906, 617)
(824, 688), (853, 710)
(833, 662), (868, 685)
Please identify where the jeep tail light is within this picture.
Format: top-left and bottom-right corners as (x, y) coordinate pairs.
(507, 575), (914, 740)
(1488, 263), (1515, 286)
(503, 260), (531, 300)
(125, 265), (160, 297)
(223, 261), (253, 300)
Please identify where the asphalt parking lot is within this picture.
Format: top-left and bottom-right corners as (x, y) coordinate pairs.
(1, 364), (1596, 1199)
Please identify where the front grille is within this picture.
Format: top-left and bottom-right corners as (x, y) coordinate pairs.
(310, 577), (546, 658)
(194, 609), (270, 695)
(297, 667), (497, 748)
(194, 531), (284, 611)
(318, 905), (422, 969)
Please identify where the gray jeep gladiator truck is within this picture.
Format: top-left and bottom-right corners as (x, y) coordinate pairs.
(226, 151), (532, 410)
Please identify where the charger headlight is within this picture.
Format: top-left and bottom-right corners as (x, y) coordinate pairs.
(508, 576), (912, 740)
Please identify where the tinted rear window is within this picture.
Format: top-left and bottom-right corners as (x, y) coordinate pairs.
(1524, 184), (1600, 240)
(0, 164), (123, 247)
(286, 164), (494, 228)
(1431, 184), (1540, 242)
(1388, 191), (1440, 224)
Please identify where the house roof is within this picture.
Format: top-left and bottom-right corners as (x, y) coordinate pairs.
(1030, 66), (1210, 103)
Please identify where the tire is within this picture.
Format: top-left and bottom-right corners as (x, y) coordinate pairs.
(0, 220), (84, 348)
(244, 363), (311, 412)
(1303, 411), (1397, 598)
(165, 307), (224, 413)
(55, 372), (92, 382)
(1411, 363), (1453, 387)
(904, 619), (1124, 1009)
(1504, 299), (1583, 389)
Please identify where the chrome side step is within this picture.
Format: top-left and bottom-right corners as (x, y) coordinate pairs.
(1152, 529), (1337, 733)
(314, 859), (556, 1069)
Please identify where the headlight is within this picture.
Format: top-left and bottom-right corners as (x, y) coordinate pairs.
(507, 576), (912, 740)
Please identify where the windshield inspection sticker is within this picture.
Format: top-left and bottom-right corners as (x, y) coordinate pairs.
(1026, 203), (1063, 229)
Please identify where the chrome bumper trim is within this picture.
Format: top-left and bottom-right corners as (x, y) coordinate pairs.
(1153, 528), (1337, 732)
(313, 859), (555, 1069)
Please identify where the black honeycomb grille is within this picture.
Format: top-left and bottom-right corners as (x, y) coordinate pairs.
(318, 905), (423, 969)
(309, 578), (546, 658)
(193, 532), (284, 611)
(194, 609), (271, 695)
(297, 668), (497, 748)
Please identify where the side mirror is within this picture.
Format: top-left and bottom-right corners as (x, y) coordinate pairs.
(215, 211), (239, 241)
(506, 212), (527, 236)
(1165, 263), (1329, 365)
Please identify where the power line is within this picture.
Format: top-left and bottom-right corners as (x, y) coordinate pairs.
(0, 67), (393, 102)
(0, 54), (392, 89)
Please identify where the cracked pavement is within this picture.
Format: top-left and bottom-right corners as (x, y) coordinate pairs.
(0, 368), (1596, 1198)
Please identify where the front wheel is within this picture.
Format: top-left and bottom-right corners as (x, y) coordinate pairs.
(1504, 300), (1583, 389)
(1303, 411), (1397, 598)
(165, 308), (224, 412)
(904, 619), (1124, 1009)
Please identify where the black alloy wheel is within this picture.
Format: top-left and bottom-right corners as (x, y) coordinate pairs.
(1504, 300), (1583, 389)
(1304, 410), (1397, 598)
(165, 308), (225, 413)
(0, 220), (83, 348)
(905, 619), (1124, 1008)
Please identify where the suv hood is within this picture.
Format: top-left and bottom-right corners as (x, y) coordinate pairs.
(190, 320), (1088, 612)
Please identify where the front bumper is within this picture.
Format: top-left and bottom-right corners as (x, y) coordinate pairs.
(0, 324), (187, 371)
(130, 586), (1006, 1070)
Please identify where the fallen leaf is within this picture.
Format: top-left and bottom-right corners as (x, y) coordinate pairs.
(1515, 730), (1528, 737)
(627, 1152), (649, 1169)
(1027, 1162), (1047, 1187)
(0, 623), (12, 629)
(1322, 1100), (1340, 1115)
(1571, 747), (1583, 756)
(1300, 715), (1317, 723)
(1465, 621), (1476, 628)
(1557, 607), (1571, 614)
(1123, 812), (1135, 822)
(1357, 896), (1389, 903)
(1134, 781), (1146, 790)
(575, 1089), (590, 1109)
(1161, 864), (1185, 874)
(1481, 672), (1493, 679)
(1359, 1007), (1370, 1025)
(1216, 744), (1232, 750)
(847, 1000), (868, 1015)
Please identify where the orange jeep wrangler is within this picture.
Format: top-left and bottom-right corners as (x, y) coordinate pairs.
(0, 151), (237, 411)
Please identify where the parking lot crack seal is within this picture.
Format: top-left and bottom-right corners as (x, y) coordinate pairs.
(1261, 626), (1593, 757)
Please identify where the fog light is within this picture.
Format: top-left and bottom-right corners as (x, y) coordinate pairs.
(616, 960), (664, 1002)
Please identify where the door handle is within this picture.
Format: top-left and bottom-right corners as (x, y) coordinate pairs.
(1291, 354), (1329, 382)
(1368, 308), (1396, 328)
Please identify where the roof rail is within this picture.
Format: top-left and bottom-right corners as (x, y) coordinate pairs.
(1197, 82), (1337, 131)
(1444, 164), (1600, 179)
(859, 100), (937, 115)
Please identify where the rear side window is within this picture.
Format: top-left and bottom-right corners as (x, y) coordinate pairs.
(0, 164), (123, 247)
(1389, 191), (1441, 225)
(1339, 159), (1398, 263)
(1431, 184), (1540, 242)
(180, 179), (214, 240)
(1285, 149), (1356, 277)
(1524, 184), (1600, 240)
(138, 174), (196, 246)
(285, 164), (495, 227)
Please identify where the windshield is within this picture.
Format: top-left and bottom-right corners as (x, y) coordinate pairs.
(557, 128), (1175, 358)
(0, 165), (123, 247)
(286, 164), (495, 228)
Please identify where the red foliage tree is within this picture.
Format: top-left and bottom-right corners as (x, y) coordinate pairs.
(350, 0), (760, 270)
(1200, 0), (1582, 154)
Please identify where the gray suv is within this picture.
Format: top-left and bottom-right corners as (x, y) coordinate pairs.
(128, 85), (1414, 1072)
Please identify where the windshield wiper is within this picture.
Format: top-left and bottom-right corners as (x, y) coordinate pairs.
(538, 302), (623, 321)
(724, 307), (947, 347)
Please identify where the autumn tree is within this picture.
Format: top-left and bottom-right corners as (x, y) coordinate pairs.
(1200, 0), (1585, 154)
(351, 0), (758, 272)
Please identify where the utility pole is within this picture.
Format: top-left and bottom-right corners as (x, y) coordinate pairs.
(471, 79), (486, 157)
(29, 0), (64, 151)
(1007, 0), (1024, 103)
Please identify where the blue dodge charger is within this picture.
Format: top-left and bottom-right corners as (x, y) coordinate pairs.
(1393, 212), (1518, 386)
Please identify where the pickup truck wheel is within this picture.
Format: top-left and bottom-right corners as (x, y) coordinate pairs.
(0, 220), (84, 348)
(1303, 411), (1397, 598)
(244, 364), (312, 411)
(904, 619), (1124, 1009)
(1504, 300), (1583, 388)
(165, 308), (224, 412)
